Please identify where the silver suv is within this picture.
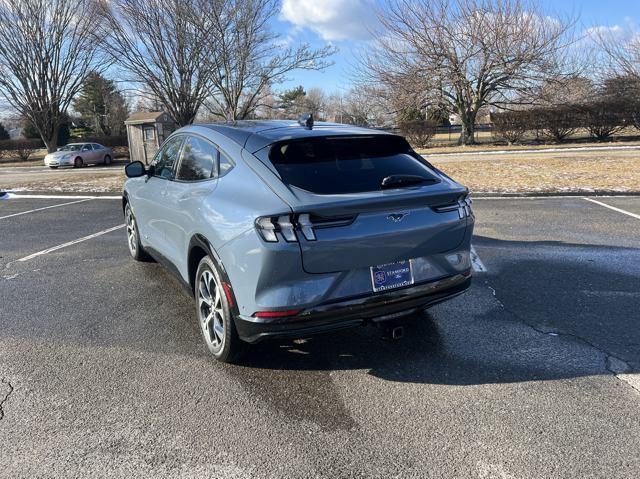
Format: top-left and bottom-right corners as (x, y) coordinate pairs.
(123, 120), (474, 362)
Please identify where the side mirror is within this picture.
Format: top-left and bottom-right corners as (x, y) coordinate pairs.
(125, 161), (146, 178)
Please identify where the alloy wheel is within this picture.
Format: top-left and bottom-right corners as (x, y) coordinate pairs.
(197, 269), (225, 350)
(125, 206), (138, 256)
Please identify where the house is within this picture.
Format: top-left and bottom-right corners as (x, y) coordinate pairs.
(124, 111), (177, 164)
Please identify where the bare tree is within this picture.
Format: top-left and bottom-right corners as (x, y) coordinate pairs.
(0, 0), (103, 152)
(95, 0), (225, 126)
(358, 0), (575, 144)
(205, 0), (335, 121)
(596, 27), (640, 80)
(304, 88), (327, 120)
(327, 88), (391, 127)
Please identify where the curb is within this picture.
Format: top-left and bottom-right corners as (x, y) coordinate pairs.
(471, 191), (640, 198)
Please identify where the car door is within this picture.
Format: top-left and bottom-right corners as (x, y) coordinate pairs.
(80, 144), (93, 163)
(92, 144), (104, 163)
(162, 134), (219, 272)
(131, 134), (185, 257)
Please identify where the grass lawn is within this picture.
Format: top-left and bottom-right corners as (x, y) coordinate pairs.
(432, 149), (640, 194)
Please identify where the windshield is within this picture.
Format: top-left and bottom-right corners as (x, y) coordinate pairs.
(59, 144), (83, 152)
(268, 135), (439, 195)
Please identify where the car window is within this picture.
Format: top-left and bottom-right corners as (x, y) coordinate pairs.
(219, 151), (234, 177)
(176, 136), (217, 181)
(268, 136), (438, 195)
(81, 144), (92, 151)
(92, 144), (102, 150)
(152, 136), (184, 179)
(60, 144), (81, 152)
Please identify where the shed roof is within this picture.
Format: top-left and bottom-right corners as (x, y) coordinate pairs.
(125, 111), (171, 125)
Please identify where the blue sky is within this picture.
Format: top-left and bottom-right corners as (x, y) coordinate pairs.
(274, 0), (640, 93)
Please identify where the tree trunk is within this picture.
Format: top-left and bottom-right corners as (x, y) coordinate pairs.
(43, 124), (60, 153)
(458, 115), (476, 145)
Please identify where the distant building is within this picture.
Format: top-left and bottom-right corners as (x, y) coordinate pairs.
(124, 111), (177, 164)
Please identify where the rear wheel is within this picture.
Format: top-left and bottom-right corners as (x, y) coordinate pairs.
(73, 157), (83, 168)
(125, 203), (148, 261)
(195, 256), (244, 362)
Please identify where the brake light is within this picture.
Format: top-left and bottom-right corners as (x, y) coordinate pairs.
(255, 213), (355, 243)
(433, 195), (473, 219)
(253, 309), (302, 318)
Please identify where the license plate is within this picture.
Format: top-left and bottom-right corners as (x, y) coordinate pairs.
(370, 260), (414, 292)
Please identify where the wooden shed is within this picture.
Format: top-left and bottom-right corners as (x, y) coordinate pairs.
(125, 111), (177, 164)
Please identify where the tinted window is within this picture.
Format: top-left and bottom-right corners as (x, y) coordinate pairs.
(81, 144), (92, 151)
(92, 144), (103, 150)
(153, 136), (184, 179)
(219, 152), (233, 177)
(268, 136), (438, 194)
(176, 136), (217, 181)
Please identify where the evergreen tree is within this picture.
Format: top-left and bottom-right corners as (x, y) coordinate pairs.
(0, 122), (9, 140)
(73, 72), (128, 135)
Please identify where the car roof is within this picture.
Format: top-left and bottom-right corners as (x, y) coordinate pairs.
(196, 120), (393, 153)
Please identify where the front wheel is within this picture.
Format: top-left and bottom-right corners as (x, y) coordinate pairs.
(195, 256), (244, 362)
(124, 203), (148, 261)
(104, 155), (112, 165)
(73, 157), (83, 168)
(49, 166), (58, 169)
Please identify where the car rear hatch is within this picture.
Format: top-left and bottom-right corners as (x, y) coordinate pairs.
(261, 135), (471, 274)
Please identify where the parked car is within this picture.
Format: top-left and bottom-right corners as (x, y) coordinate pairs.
(122, 119), (475, 362)
(44, 142), (113, 168)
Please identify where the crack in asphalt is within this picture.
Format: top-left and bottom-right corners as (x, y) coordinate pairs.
(0, 377), (14, 420)
(482, 281), (639, 394)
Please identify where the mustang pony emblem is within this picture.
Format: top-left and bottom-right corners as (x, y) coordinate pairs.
(387, 212), (409, 223)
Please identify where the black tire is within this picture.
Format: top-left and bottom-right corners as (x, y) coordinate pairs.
(73, 157), (83, 168)
(49, 166), (58, 169)
(124, 202), (149, 261)
(104, 155), (112, 165)
(195, 256), (245, 362)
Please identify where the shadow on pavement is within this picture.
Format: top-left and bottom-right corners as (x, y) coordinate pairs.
(233, 235), (640, 386)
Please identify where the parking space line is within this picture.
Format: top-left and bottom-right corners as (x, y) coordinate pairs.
(470, 245), (487, 272)
(15, 224), (125, 263)
(7, 194), (121, 200)
(0, 198), (92, 220)
(583, 197), (640, 220)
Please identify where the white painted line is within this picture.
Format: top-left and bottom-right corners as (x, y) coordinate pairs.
(0, 198), (92, 220)
(470, 245), (487, 272)
(7, 193), (121, 200)
(15, 224), (125, 263)
(582, 197), (640, 220)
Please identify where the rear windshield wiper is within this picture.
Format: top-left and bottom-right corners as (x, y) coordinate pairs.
(380, 175), (438, 189)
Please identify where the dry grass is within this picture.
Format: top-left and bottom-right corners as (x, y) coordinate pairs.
(3, 171), (125, 193)
(432, 149), (640, 193)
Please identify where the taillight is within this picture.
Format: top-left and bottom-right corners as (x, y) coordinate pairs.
(433, 195), (473, 219)
(255, 213), (355, 243)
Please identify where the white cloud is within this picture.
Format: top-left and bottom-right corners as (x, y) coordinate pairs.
(280, 0), (377, 41)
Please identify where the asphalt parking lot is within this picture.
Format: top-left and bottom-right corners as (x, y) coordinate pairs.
(1, 194), (639, 478)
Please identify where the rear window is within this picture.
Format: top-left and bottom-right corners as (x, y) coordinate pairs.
(268, 136), (438, 194)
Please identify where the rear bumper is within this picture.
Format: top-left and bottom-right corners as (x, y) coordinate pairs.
(234, 273), (471, 343)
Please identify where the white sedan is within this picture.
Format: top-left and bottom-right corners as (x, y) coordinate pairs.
(44, 143), (114, 169)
